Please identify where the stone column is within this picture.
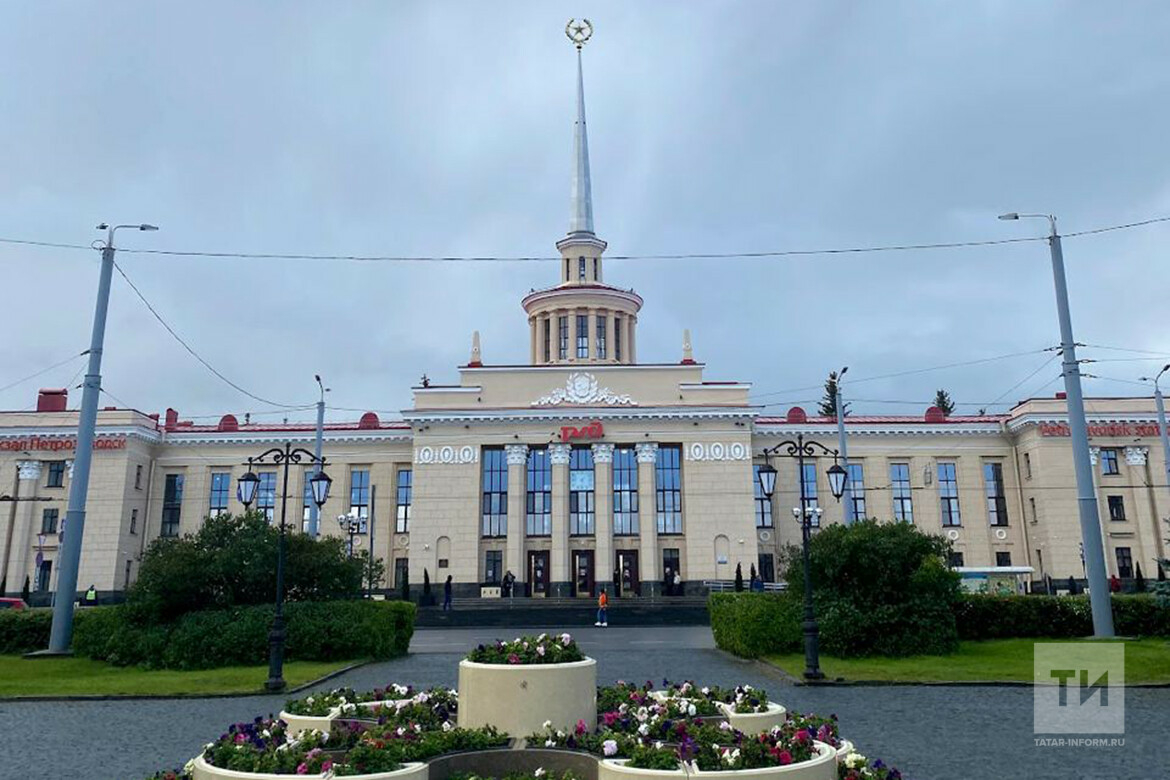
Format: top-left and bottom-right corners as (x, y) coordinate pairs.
(592, 443), (615, 596)
(588, 309), (598, 360)
(605, 312), (615, 363)
(6, 461), (43, 597)
(635, 442), (659, 596)
(569, 310), (580, 363)
(529, 318), (537, 365)
(505, 444), (528, 590)
(629, 317), (638, 364)
(550, 443), (572, 596)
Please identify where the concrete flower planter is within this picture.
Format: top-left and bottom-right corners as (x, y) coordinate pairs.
(278, 708), (339, 739)
(598, 742), (836, 780)
(835, 740), (854, 762)
(331, 761), (428, 780)
(457, 657), (597, 736)
(435, 747), (599, 780)
(717, 701), (788, 734)
(190, 754), (328, 780)
(598, 758), (687, 780)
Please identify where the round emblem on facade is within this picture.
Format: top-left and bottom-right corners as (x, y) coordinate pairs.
(439, 446), (455, 463)
(729, 442), (747, 460)
(759, 530), (772, 542)
(710, 442), (726, 460)
(947, 529), (960, 541)
(690, 442), (706, 460)
(994, 528), (1008, 541)
(459, 445), (475, 463)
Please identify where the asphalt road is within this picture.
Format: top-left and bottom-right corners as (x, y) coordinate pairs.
(0, 626), (1162, 780)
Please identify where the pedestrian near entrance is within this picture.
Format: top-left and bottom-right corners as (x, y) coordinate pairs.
(595, 589), (608, 627)
(443, 575), (453, 611)
(673, 570), (681, 596)
(82, 585), (98, 607)
(502, 570), (515, 598)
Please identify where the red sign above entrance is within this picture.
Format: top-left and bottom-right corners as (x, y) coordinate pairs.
(1039, 422), (1163, 438)
(0, 436), (128, 452)
(560, 421), (604, 443)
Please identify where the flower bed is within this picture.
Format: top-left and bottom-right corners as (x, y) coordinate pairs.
(837, 751), (902, 779)
(466, 633), (585, 665)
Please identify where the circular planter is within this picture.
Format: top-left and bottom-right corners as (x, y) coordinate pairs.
(435, 747), (599, 780)
(457, 657), (597, 736)
(599, 759), (687, 780)
(717, 701), (788, 734)
(190, 754), (328, 780)
(835, 739), (854, 762)
(330, 761), (428, 780)
(279, 708), (339, 739)
(598, 742), (836, 780)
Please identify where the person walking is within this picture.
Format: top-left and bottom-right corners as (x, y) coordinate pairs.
(443, 575), (453, 611)
(502, 570), (515, 598)
(673, 570), (682, 597)
(82, 584), (98, 607)
(595, 589), (608, 627)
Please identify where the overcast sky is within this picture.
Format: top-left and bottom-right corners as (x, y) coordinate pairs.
(2, 1), (1168, 424)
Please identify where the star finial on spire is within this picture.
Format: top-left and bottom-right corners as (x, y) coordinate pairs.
(565, 18), (593, 50)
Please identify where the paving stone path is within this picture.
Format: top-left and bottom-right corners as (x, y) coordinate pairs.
(0, 626), (1162, 780)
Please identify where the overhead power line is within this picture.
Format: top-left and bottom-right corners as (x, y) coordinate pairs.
(0, 350), (88, 395)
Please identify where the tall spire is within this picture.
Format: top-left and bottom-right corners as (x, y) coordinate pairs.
(566, 19), (595, 236)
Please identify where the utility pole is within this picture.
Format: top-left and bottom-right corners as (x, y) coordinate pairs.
(1000, 212), (1114, 637)
(834, 366), (852, 524)
(1141, 365), (1170, 517)
(368, 485), (377, 599)
(46, 223), (158, 653)
(307, 375), (328, 537)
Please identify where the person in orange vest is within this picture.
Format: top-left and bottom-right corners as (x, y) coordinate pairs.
(595, 589), (608, 627)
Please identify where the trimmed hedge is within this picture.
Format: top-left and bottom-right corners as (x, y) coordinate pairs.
(0, 608), (52, 654)
(956, 594), (1170, 640)
(709, 592), (801, 658)
(71, 600), (415, 669)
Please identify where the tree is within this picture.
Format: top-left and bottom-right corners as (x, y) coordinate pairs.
(818, 371), (850, 418)
(400, 565), (411, 602)
(933, 389), (955, 416)
(21, 576), (30, 604)
(734, 563), (744, 592)
(750, 563), (758, 582)
(1134, 563), (1147, 593)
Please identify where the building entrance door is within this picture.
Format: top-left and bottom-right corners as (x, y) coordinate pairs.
(616, 550), (639, 597)
(572, 550), (594, 597)
(528, 550), (550, 597)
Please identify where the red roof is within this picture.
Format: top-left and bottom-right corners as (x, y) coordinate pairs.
(756, 414), (1006, 425)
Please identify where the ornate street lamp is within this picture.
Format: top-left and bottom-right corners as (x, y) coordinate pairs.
(757, 433), (847, 681)
(237, 444), (331, 691)
(337, 511), (366, 558)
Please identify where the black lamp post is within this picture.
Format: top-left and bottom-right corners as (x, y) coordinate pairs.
(757, 433), (847, 681)
(337, 511), (366, 558)
(237, 443), (331, 692)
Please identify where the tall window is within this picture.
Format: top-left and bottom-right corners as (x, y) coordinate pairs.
(485, 550), (503, 584)
(891, 463), (913, 522)
(1107, 495), (1126, 521)
(208, 472), (231, 517)
(130, 508), (138, 535)
(846, 463), (866, 520)
(593, 257), (599, 280)
(1100, 448), (1120, 475)
(1115, 547), (1133, 578)
(41, 508), (59, 534)
(753, 465), (773, 528)
(655, 445), (683, 534)
(995, 551), (1012, 567)
(578, 256), (586, 281)
(1023, 452), (1033, 480)
(614, 317), (623, 361)
(37, 560), (52, 592)
(662, 548), (680, 582)
(543, 320), (551, 362)
(349, 468), (370, 522)
(1029, 496), (1037, 523)
(596, 315), (607, 359)
(800, 462), (819, 525)
(983, 463), (1009, 526)
(758, 553), (775, 583)
(558, 316), (569, 360)
(135, 464), (144, 490)
(481, 448), (507, 537)
(613, 447), (639, 535)
(161, 473), (184, 537)
(948, 551), (965, 568)
(46, 461), (66, 488)
(938, 462), (961, 526)
(576, 314), (589, 358)
(526, 448), (552, 536)
(257, 472), (277, 522)
(396, 468), (412, 533)
(393, 558), (409, 590)
(569, 447), (595, 535)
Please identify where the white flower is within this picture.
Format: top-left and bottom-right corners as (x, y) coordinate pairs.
(845, 752), (867, 769)
(687, 703), (697, 717)
(556, 730), (566, 739)
(719, 721), (732, 732)
(743, 684), (753, 691)
(654, 741), (664, 750)
(545, 739), (556, 748)
(184, 759), (196, 773)
(396, 727), (406, 737)
(537, 645), (546, 656)
(261, 730), (271, 738)
(603, 740), (619, 757)
(537, 633), (548, 642)
(560, 633), (572, 646)
(635, 707), (649, 722)
(443, 720), (454, 732)
(684, 762), (699, 774)
(543, 720), (553, 730)
(535, 768), (546, 778)
(638, 723), (649, 736)
(417, 692), (430, 704)
(306, 696), (315, 704)
(701, 686), (710, 696)
(342, 703), (356, 714)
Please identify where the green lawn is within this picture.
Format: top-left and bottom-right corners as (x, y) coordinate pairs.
(0, 655), (356, 698)
(766, 638), (1170, 684)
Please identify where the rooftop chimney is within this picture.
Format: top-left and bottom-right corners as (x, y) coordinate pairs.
(36, 388), (67, 412)
(165, 407), (179, 431)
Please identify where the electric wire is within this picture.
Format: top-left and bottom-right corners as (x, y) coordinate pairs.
(0, 350), (88, 395)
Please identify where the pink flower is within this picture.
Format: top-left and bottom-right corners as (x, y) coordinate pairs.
(576, 719), (588, 735)
(321, 759), (333, 772)
(296, 763), (308, 775)
(603, 711), (619, 727)
(795, 729), (810, 743)
(508, 653), (521, 664)
(777, 750), (792, 765)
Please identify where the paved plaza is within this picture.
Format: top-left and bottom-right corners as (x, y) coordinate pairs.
(0, 626), (1163, 780)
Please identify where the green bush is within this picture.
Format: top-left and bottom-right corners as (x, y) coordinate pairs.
(72, 600), (415, 669)
(786, 520), (961, 657)
(709, 592), (801, 658)
(0, 608), (52, 654)
(956, 594), (1170, 640)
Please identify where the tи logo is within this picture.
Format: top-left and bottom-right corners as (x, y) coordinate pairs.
(1034, 643), (1125, 735)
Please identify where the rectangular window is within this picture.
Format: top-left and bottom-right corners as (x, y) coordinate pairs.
(578, 256), (586, 281)
(800, 462), (819, 525)
(1100, 448), (1120, 475)
(655, 445), (683, 534)
(208, 472), (231, 517)
(757, 553), (775, 583)
(393, 558), (409, 590)
(37, 560), (52, 592)
(481, 448), (507, 537)
(576, 314), (589, 358)
(1024, 452), (1033, 480)
(161, 473), (184, 537)
(938, 462), (961, 526)
(130, 508), (138, 535)
(349, 468), (370, 522)
(569, 447), (595, 535)
(558, 316), (569, 360)
(396, 468), (412, 533)
(1029, 496), (1037, 524)
(485, 550), (503, 584)
(596, 315), (607, 359)
(753, 464), (773, 528)
(1115, 547), (1133, 578)
(891, 463), (913, 523)
(46, 461), (66, 488)
(543, 320), (551, 362)
(1107, 495), (1126, 521)
(947, 551), (965, 568)
(41, 508), (59, 534)
(614, 317), (623, 361)
(593, 257), (599, 280)
(612, 447), (639, 535)
(526, 448), (552, 536)
(662, 548), (680, 584)
(995, 551), (1012, 567)
(124, 558), (133, 589)
(846, 463), (866, 520)
(257, 472), (277, 522)
(984, 462), (1009, 527)
(135, 464), (144, 490)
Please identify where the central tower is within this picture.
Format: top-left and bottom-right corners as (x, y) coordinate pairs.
(523, 20), (643, 366)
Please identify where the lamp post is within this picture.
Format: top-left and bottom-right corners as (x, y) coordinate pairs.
(834, 366), (852, 524)
(337, 511), (366, 558)
(307, 375), (329, 537)
(756, 434), (847, 680)
(999, 212), (1114, 637)
(237, 443), (331, 691)
(1139, 365), (1170, 515)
